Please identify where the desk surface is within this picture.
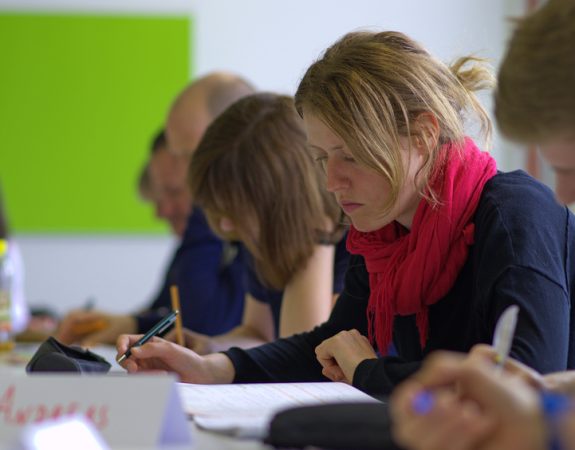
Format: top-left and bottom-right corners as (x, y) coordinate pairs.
(0, 344), (271, 450)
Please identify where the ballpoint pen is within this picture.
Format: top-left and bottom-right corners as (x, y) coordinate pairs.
(116, 310), (179, 364)
(411, 304), (520, 414)
(492, 304), (519, 369)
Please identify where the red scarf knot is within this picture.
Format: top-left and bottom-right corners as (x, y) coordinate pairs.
(346, 138), (497, 354)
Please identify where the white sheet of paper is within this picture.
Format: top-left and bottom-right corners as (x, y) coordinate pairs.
(178, 381), (378, 438)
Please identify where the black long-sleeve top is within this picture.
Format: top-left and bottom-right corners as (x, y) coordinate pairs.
(224, 171), (575, 396)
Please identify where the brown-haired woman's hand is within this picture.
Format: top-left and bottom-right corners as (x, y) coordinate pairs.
(163, 327), (215, 355)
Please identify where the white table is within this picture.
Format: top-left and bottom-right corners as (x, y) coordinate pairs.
(0, 344), (270, 450)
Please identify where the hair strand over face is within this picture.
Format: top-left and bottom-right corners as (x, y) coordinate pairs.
(189, 93), (344, 289)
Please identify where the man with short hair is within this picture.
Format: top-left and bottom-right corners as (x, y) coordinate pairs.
(148, 134), (191, 238)
(166, 72), (255, 157)
(57, 72), (256, 344)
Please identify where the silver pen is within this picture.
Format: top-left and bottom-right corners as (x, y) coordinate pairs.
(492, 305), (519, 369)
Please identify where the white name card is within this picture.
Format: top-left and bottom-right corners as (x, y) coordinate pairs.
(0, 374), (192, 447)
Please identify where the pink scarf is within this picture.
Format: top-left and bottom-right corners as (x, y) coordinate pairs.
(346, 138), (497, 354)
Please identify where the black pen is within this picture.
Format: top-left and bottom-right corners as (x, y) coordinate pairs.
(116, 310), (179, 364)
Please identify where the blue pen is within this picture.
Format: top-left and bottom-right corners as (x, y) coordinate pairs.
(116, 310), (179, 364)
(412, 390), (435, 415)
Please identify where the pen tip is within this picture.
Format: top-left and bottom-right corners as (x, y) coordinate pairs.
(116, 354), (126, 364)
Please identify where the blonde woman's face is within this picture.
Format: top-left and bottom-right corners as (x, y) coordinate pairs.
(304, 112), (424, 232)
(539, 137), (575, 205)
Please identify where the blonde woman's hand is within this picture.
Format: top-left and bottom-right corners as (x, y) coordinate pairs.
(314, 329), (377, 383)
(115, 334), (235, 384)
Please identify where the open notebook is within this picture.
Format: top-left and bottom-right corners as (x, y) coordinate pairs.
(177, 382), (378, 438)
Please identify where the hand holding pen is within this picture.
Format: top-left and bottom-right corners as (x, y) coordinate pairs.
(389, 305), (522, 421)
(492, 305), (519, 371)
(116, 310), (179, 363)
(115, 320), (236, 384)
(391, 348), (545, 450)
(389, 306), (555, 450)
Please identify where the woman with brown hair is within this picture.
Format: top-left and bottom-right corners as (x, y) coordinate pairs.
(165, 92), (349, 353)
(117, 30), (574, 396)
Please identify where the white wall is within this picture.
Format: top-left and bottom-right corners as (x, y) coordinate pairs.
(2, 0), (527, 315)
(18, 235), (177, 315)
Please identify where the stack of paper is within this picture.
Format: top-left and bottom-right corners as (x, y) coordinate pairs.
(177, 382), (378, 439)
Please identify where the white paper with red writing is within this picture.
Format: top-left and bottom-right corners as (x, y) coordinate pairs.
(0, 374), (192, 447)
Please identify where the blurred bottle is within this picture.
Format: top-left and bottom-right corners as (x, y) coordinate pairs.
(9, 240), (30, 333)
(0, 238), (15, 351)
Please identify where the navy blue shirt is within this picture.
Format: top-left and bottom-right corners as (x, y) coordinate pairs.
(136, 208), (247, 336)
(225, 171), (575, 396)
(246, 233), (350, 336)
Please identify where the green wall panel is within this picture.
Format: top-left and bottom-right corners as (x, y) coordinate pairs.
(0, 13), (192, 233)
